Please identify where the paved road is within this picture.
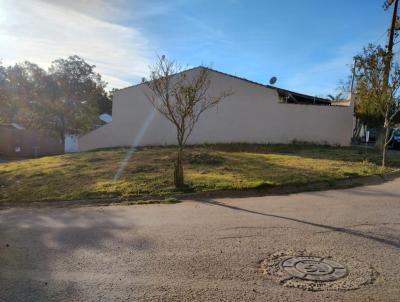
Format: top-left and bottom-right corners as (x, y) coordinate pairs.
(1, 179), (400, 301)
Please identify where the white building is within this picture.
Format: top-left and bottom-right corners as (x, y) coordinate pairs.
(79, 67), (354, 151)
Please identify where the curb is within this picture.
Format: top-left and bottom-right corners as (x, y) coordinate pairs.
(1, 170), (400, 209)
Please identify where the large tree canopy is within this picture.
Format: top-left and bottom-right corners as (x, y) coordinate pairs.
(354, 43), (400, 166)
(354, 44), (400, 128)
(0, 61), (47, 124)
(0, 56), (112, 143)
(34, 56), (107, 142)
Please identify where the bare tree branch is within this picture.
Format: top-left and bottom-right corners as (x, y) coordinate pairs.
(144, 56), (232, 187)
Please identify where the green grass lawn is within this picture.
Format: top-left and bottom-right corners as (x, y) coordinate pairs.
(0, 144), (399, 203)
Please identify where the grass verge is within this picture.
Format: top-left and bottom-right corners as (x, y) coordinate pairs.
(0, 144), (399, 203)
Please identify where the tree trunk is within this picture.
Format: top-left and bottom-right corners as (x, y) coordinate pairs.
(174, 148), (184, 188)
(382, 143), (387, 167)
(382, 122), (390, 168)
(60, 131), (66, 153)
(375, 127), (385, 151)
(352, 119), (362, 142)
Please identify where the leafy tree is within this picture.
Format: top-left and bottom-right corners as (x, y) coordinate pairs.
(0, 62), (10, 123)
(30, 55), (108, 144)
(97, 90), (112, 115)
(0, 56), (111, 150)
(0, 62), (47, 124)
(145, 56), (231, 188)
(354, 44), (400, 166)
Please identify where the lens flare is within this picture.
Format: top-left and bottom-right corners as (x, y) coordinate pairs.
(113, 107), (157, 182)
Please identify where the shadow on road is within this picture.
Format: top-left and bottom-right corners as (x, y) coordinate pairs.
(193, 198), (400, 250)
(0, 208), (150, 301)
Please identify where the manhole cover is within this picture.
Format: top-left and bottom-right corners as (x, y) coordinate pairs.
(281, 256), (347, 281)
(260, 251), (377, 291)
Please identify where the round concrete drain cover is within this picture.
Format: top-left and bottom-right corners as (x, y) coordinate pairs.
(281, 256), (347, 281)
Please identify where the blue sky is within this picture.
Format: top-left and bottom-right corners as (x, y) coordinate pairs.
(0, 0), (393, 95)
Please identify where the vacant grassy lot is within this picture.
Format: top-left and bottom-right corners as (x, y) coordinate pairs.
(0, 144), (399, 203)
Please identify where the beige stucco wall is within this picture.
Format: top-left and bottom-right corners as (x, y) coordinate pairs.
(79, 68), (354, 151)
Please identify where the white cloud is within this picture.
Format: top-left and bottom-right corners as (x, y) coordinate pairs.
(0, 0), (152, 89)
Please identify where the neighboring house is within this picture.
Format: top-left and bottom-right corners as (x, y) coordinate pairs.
(79, 67), (354, 151)
(0, 123), (63, 158)
(63, 113), (113, 153)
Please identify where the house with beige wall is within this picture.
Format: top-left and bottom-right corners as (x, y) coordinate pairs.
(79, 67), (354, 151)
(0, 124), (63, 157)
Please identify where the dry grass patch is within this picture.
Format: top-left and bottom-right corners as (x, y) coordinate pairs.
(0, 144), (399, 203)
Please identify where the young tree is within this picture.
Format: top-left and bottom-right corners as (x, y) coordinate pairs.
(354, 44), (400, 166)
(145, 56), (231, 187)
(326, 93), (343, 102)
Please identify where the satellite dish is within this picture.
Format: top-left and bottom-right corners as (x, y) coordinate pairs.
(269, 76), (277, 85)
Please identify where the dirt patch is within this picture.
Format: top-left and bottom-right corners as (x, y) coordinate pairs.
(259, 250), (378, 291)
(187, 153), (225, 165)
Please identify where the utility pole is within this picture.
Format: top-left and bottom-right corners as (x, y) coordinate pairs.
(383, 0), (399, 86)
(350, 59), (357, 94)
(382, 0), (399, 167)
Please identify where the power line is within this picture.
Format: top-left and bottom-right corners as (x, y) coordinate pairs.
(393, 47), (400, 55)
(373, 29), (388, 45)
(393, 35), (400, 45)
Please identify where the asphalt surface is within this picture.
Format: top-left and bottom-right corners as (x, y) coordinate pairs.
(1, 179), (400, 301)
